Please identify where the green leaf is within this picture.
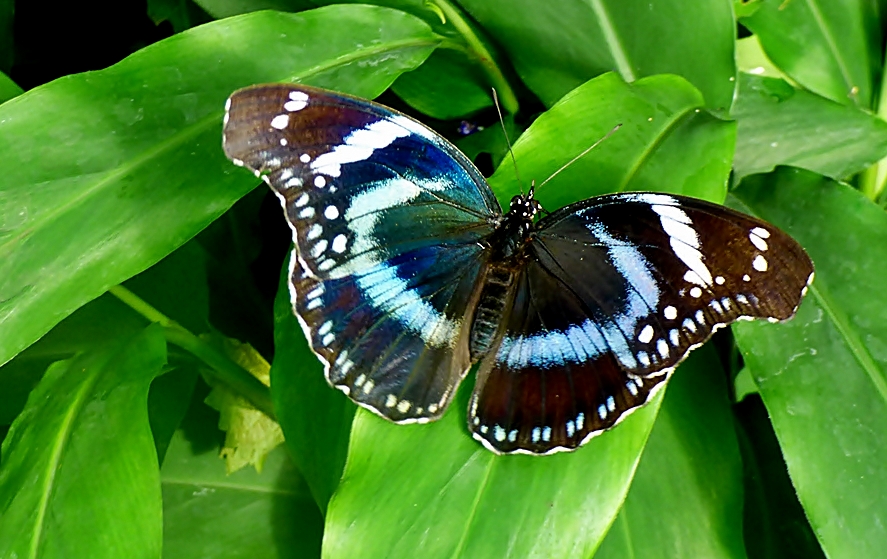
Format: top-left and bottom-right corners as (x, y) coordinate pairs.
(271, 261), (354, 511)
(487, 73), (735, 211)
(315, 0), (511, 115)
(148, 367), (200, 464)
(391, 49), (492, 119)
(734, 395), (826, 559)
(125, 240), (211, 335)
(735, 35), (787, 80)
(0, 5), (440, 368)
(193, 0), (315, 18)
(739, 0), (881, 108)
(325, 389), (662, 559)
(0, 293), (149, 426)
(732, 74), (887, 181)
(595, 346), (746, 559)
(733, 167), (887, 557)
(161, 420), (322, 558)
(458, 0), (736, 110)
(0, 324), (167, 559)
(0, 70), (21, 104)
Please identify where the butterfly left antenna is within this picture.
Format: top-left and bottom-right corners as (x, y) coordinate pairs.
(536, 123), (622, 192)
(492, 88), (523, 195)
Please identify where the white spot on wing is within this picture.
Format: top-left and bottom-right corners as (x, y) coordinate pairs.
(270, 114), (289, 129)
(331, 234), (348, 253)
(638, 324), (654, 343)
(664, 306), (677, 320)
(749, 232), (769, 251)
(753, 255), (768, 271)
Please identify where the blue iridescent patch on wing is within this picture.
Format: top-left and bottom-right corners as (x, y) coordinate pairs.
(223, 84), (498, 422)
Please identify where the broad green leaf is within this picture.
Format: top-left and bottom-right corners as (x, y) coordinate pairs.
(0, 325), (167, 559)
(740, 0), (881, 108)
(148, 367), (200, 464)
(458, 0), (736, 110)
(321, 73), (735, 559)
(315, 0), (506, 116)
(734, 396), (826, 559)
(595, 346), (746, 559)
(271, 261), (354, 511)
(193, 0), (314, 18)
(732, 74), (887, 181)
(487, 73), (735, 210)
(161, 423), (322, 558)
(735, 35), (787, 80)
(325, 389), (662, 559)
(0, 70), (21, 104)
(125, 239), (211, 335)
(733, 167), (887, 557)
(391, 49), (492, 119)
(0, 5), (440, 368)
(0, 293), (148, 425)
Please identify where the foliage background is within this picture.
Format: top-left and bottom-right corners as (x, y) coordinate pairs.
(2, 0), (887, 557)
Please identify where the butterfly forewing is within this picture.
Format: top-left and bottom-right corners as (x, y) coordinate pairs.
(223, 84), (498, 422)
(469, 192), (813, 454)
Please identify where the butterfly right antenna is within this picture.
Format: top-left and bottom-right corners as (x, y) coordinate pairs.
(536, 123), (622, 192)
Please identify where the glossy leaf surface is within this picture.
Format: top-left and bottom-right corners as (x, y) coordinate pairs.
(740, 0), (881, 108)
(0, 325), (167, 559)
(734, 167), (887, 557)
(595, 346), (746, 558)
(161, 423), (322, 558)
(459, 0), (736, 109)
(0, 5), (440, 367)
(732, 74), (887, 181)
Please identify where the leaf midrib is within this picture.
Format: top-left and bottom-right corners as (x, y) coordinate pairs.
(161, 477), (303, 497)
(589, 0), (635, 82)
(0, 36), (441, 262)
(803, 0), (857, 103)
(617, 105), (701, 193)
(30, 362), (103, 559)
(808, 280), (887, 402)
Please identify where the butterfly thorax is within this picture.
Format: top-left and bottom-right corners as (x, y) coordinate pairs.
(469, 193), (541, 360)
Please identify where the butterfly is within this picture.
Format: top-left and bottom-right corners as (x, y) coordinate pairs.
(222, 84), (814, 455)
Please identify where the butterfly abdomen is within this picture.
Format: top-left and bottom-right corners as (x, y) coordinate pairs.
(470, 267), (515, 360)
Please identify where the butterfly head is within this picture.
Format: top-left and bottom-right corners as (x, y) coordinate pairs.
(507, 186), (542, 222)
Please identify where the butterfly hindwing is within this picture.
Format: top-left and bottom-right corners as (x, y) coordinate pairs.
(469, 192), (813, 454)
(223, 84), (499, 421)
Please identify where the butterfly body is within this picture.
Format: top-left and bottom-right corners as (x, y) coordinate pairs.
(223, 84), (813, 455)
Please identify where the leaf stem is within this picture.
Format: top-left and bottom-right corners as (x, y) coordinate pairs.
(108, 285), (277, 420)
(429, 0), (520, 114)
